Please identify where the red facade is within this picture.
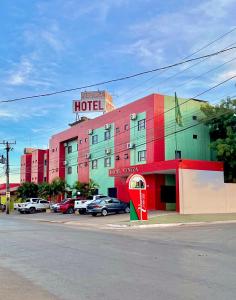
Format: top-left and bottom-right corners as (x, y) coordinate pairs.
(31, 149), (48, 184)
(20, 154), (32, 183)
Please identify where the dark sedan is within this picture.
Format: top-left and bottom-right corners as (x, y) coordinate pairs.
(87, 198), (130, 216)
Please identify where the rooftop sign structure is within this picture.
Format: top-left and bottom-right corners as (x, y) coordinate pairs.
(73, 91), (115, 114)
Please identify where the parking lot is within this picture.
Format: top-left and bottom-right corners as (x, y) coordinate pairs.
(8, 209), (130, 227)
(7, 209), (163, 229)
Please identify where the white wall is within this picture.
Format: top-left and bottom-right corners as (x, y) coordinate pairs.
(179, 169), (236, 214)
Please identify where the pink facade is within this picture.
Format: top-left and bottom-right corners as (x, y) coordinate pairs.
(20, 154), (32, 183)
(31, 149), (48, 184)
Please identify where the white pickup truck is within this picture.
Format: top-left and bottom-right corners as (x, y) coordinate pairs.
(16, 198), (40, 210)
(74, 195), (107, 214)
(18, 199), (50, 214)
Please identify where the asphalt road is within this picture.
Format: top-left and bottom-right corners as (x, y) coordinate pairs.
(0, 215), (236, 300)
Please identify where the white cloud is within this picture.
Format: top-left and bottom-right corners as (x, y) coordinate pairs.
(6, 58), (33, 86)
(196, 0), (236, 18)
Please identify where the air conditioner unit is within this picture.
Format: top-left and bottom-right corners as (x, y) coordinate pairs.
(64, 142), (68, 147)
(105, 148), (111, 155)
(127, 143), (135, 149)
(88, 129), (93, 135)
(63, 160), (67, 166)
(130, 113), (137, 120)
(85, 153), (91, 159)
(105, 123), (111, 130)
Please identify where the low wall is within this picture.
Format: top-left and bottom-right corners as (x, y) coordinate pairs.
(179, 169), (236, 214)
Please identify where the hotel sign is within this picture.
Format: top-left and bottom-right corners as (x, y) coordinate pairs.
(109, 166), (139, 177)
(73, 91), (115, 113)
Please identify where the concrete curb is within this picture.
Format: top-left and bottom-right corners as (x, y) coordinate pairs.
(107, 220), (236, 229)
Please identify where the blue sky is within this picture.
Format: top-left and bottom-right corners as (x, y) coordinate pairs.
(0, 0), (235, 183)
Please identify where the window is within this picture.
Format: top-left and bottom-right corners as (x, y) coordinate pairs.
(68, 166), (72, 174)
(44, 160), (47, 166)
(175, 150), (181, 159)
(104, 131), (111, 140)
(193, 134), (198, 139)
(77, 143), (78, 151)
(116, 127), (120, 133)
(138, 119), (146, 131)
(124, 153), (129, 159)
(68, 145), (72, 154)
(138, 150), (146, 162)
(92, 135), (98, 144)
(115, 155), (120, 160)
(92, 159), (98, 169)
(44, 177), (47, 182)
(104, 157), (111, 167)
(192, 115), (197, 120)
(85, 138), (88, 143)
(79, 139), (82, 144)
(124, 124), (129, 131)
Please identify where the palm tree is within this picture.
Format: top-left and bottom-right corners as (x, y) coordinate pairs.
(50, 178), (66, 201)
(38, 182), (52, 199)
(73, 179), (99, 198)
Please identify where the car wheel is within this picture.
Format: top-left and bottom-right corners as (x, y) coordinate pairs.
(67, 207), (74, 214)
(19, 211), (25, 214)
(79, 209), (85, 215)
(29, 207), (36, 214)
(124, 206), (130, 213)
(92, 213), (97, 217)
(101, 209), (108, 216)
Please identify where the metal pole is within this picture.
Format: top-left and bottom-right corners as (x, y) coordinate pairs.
(6, 142), (10, 214)
(139, 188), (142, 222)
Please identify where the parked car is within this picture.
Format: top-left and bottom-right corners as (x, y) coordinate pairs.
(87, 198), (130, 216)
(56, 198), (76, 214)
(50, 199), (68, 212)
(18, 199), (50, 214)
(74, 195), (107, 214)
(17, 198), (40, 210)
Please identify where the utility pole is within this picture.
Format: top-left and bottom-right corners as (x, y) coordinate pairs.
(0, 141), (16, 214)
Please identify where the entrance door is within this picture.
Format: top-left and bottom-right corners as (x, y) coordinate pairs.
(108, 188), (117, 198)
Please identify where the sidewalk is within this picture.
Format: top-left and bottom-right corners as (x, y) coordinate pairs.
(2, 210), (236, 230)
(109, 212), (236, 229)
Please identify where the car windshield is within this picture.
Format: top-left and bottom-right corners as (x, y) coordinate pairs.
(93, 199), (103, 204)
(86, 196), (93, 200)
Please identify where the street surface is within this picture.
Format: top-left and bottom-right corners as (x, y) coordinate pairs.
(0, 215), (236, 300)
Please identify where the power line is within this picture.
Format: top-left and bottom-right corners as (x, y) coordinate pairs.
(0, 46), (236, 104)
(115, 27), (236, 99)
(11, 97), (235, 177)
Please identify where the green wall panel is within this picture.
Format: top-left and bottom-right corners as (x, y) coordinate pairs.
(65, 139), (78, 191)
(130, 112), (146, 166)
(89, 124), (115, 196)
(164, 95), (211, 161)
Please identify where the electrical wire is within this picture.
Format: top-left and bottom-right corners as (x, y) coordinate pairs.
(0, 46), (235, 104)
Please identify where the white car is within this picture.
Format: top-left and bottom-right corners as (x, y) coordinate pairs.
(74, 195), (107, 214)
(17, 198), (40, 210)
(18, 199), (50, 214)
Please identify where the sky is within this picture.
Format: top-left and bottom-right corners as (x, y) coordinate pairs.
(0, 0), (235, 183)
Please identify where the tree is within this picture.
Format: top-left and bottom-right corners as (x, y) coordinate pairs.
(73, 179), (99, 198)
(50, 178), (66, 200)
(201, 97), (236, 182)
(38, 182), (52, 199)
(17, 182), (39, 199)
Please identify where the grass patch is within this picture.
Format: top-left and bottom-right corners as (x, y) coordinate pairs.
(127, 213), (236, 225)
